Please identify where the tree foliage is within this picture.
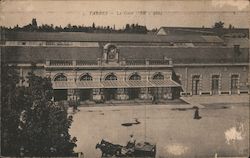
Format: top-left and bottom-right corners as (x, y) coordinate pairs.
(1, 64), (22, 156)
(3, 18), (148, 34)
(213, 21), (224, 29)
(124, 23), (147, 34)
(1, 65), (77, 157)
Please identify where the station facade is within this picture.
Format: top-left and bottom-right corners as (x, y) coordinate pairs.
(1, 28), (249, 103)
(46, 44), (180, 102)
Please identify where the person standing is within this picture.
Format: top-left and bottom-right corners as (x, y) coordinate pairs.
(72, 96), (77, 112)
(194, 107), (201, 119)
(152, 95), (156, 104)
(76, 97), (80, 111)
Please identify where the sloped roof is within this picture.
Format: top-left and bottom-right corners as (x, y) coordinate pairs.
(201, 36), (223, 43)
(157, 27), (215, 35)
(3, 47), (101, 63)
(119, 47), (248, 64)
(2, 46), (248, 64)
(4, 31), (223, 43)
(157, 27), (249, 38)
(223, 38), (249, 48)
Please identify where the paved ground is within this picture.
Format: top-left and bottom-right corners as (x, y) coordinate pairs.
(70, 95), (249, 158)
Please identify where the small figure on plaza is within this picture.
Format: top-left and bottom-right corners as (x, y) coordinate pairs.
(193, 106), (201, 119)
(76, 97), (80, 112)
(73, 97), (78, 112)
(152, 95), (156, 104)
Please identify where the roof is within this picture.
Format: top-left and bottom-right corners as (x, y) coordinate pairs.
(201, 36), (223, 43)
(2, 31), (248, 64)
(157, 27), (215, 35)
(2, 46), (248, 64)
(2, 47), (101, 63)
(157, 27), (249, 37)
(4, 31), (223, 43)
(119, 47), (248, 64)
(223, 38), (249, 48)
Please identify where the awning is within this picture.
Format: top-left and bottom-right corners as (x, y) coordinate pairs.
(126, 80), (154, 88)
(76, 81), (103, 88)
(149, 80), (181, 87)
(53, 79), (181, 89)
(53, 81), (76, 89)
(101, 80), (129, 88)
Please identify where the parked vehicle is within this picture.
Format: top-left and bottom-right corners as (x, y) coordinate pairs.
(96, 139), (156, 157)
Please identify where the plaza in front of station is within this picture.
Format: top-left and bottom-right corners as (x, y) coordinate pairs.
(69, 95), (249, 158)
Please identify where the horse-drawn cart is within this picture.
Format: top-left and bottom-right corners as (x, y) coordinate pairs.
(96, 139), (156, 158)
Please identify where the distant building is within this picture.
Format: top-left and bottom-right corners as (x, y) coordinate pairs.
(157, 27), (249, 38)
(0, 27), (249, 103)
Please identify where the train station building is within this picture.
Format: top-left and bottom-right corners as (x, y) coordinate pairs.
(1, 27), (249, 103)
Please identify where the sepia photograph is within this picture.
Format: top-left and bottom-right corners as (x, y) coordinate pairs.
(0, 0), (249, 157)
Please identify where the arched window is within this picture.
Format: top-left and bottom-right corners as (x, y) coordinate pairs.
(80, 74), (93, 81)
(54, 73), (67, 81)
(192, 75), (200, 81)
(153, 73), (164, 80)
(105, 73), (117, 80)
(129, 73), (141, 80)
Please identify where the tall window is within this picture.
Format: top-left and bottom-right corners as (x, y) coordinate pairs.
(80, 74), (93, 81)
(105, 73), (117, 80)
(129, 73), (141, 80)
(153, 73), (164, 80)
(54, 74), (67, 81)
(231, 74), (239, 94)
(212, 75), (220, 95)
(152, 73), (164, 99)
(192, 75), (200, 95)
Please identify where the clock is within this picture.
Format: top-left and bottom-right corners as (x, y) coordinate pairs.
(108, 46), (117, 60)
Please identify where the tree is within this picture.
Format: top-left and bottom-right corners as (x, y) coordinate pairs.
(1, 64), (23, 156)
(32, 18), (38, 27)
(229, 24), (234, 29)
(92, 22), (96, 29)
(31, 18), (38, 31)
(125, 24), (130, 30)
(7, 18), (151, 33)
(213, 21), (224, 29)
(1, 65), (77, 157)
(19, 72), (77, 157)
(124, 23), (147, 34)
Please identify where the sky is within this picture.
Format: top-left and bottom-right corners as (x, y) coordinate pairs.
(0, 0), (249, 29)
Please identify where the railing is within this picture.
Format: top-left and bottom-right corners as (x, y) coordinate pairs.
(47, 58), (172, 67)
(50, 60), (73, 66)
(76, 60), (98, 65)
(149, 59), (170, 65)
(125, 59), (146, 65)
(125, 58), (172, 66)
